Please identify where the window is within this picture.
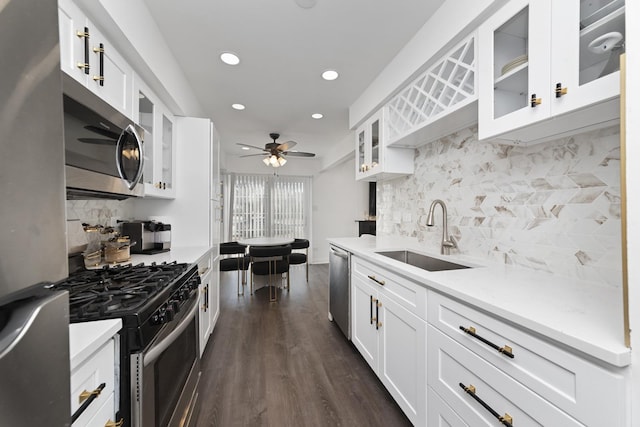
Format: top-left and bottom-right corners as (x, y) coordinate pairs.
(224, 174), (312, 241)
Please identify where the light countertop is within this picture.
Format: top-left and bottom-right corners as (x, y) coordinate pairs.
(328, 236), (630, 367)
(69, 319), (121, 370)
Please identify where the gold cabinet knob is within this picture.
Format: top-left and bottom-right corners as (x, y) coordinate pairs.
(105, 419), (124, 427)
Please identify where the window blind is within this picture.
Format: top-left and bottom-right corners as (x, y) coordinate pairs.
(225, 173), (311, 241)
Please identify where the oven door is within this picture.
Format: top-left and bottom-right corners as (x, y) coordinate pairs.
(131, 295), (201, 427)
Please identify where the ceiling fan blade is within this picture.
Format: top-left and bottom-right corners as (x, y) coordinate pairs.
(236, 142), (268, 151)
(277, 140), (297, 151)
(239, 153), (269, 158)
(282, 151), (315, 157)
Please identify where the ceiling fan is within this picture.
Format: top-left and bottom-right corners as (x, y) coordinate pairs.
(237, 133), (316, 167)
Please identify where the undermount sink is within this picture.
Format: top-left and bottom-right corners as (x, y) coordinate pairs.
(376, 250), (471, 272)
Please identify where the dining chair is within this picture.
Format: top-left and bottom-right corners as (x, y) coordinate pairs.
(289, 238), (310, 283)
(249, 244), (291, 302)
(219, 242), (250, 295)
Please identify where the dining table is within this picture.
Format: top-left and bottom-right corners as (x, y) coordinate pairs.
(237, 237), (294, 247)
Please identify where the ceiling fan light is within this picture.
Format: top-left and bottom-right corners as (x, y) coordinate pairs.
(263, 157), (270, 166)
(269, 155), (279, 166)
(277, 156), (287, 166)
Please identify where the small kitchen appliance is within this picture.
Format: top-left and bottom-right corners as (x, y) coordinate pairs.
(121, 221), (172, 254)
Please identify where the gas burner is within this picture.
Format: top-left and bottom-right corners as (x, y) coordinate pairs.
(53, 261), (191, 321)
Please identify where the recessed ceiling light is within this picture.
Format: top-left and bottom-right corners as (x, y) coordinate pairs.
(220, 52), (240, 65)
(322, 70), (339, 81)
(232, 103), (245, 110)
(241, 146), (250, 150)
(311, 113), (323, 119)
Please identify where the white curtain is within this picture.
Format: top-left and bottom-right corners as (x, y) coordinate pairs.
(224, 173), (312, 241)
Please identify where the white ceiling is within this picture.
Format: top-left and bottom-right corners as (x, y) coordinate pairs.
(142, 0), (445, 161)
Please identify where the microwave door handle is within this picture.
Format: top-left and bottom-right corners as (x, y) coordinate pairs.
(143, 297), (198, 367)
(115, 125), (144, 190)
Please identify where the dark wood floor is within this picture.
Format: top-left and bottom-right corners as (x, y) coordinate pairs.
(195, 263), (412, 427)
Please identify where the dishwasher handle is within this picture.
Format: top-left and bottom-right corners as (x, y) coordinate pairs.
(330, 247), (349, 260)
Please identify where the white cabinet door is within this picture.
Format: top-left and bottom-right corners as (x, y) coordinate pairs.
(58, 0), (90, 86)
(478, 0), (552, 139)
(88, 25), (133, 118)
(378, 296), (427, 427)
(479, 0), (623, 143)
(351, 274), (378, 370)
(58, 0), (133, 118)
(135, 77), (176, 199)
(198, 263), (213, 356)
(551, 0), (624, 115)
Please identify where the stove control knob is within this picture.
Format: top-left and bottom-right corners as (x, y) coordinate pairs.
(170, 300), (180, 313)
(152, 313), (161, 325)
(165, 305), (175, 321)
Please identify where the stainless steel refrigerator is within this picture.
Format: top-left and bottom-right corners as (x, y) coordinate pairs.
(0, 0), (71, 425)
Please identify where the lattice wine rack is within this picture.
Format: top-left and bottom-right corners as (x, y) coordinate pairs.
(386, 35), (477, 143)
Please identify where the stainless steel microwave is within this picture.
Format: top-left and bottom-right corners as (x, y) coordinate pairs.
(63, 74), (144, 199)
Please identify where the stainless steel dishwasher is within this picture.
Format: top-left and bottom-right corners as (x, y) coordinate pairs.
(329, 245), (350, 339)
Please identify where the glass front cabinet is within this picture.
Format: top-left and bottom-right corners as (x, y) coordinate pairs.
(134, 77), (177, 198)
(355, 108), (413, 181)
(478, 0), (625, 143)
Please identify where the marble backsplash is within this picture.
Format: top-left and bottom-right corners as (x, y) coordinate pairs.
(378, 125), (622, 287)
(66, 199), (133, 226)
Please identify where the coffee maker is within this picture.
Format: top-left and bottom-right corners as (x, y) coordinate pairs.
(120, 221), (172, 254)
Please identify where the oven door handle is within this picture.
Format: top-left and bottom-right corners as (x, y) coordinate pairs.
(143, 297), (198, 367)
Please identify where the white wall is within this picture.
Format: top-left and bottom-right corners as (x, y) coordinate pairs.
(313, 157), (369, 264)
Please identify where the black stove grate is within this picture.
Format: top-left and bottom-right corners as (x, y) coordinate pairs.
(53, 262), (190, 321)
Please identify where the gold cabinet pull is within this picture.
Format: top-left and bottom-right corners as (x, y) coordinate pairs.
(530, 94), (542, 107)
(459, 383), (513, 427)
(555, 82), (568, 97)
(459, 326), (514, 358)
(105, 419), (124, 427)
(72, 383), (106, 423)
(77, 26), (90, 75)
(79, 384), (104, 404)
(367, 275), (385, 286)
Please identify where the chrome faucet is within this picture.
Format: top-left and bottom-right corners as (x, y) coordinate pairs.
(426, 199), (457, 255)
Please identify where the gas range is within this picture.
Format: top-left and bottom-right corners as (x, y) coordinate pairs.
(51, 261), (202, 426)
(53, 261), (199, 349)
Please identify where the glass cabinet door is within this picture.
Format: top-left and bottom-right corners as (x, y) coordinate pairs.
(551, 0), (625, 115)
(478, 0), (551, 139)
(370, 118), (379, 169)
(138, 90), (155, 187)
(357, 128), (366, 173)
(161, 114), (173, 192)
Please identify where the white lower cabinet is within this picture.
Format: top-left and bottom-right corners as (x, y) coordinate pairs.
(351, 256), (427, 426)
(348, 255), (629, 427)
(197, 252), (219, 357)
(70, 338), (118, 426)
(427, 386), (468, 427)
(427, 290), (628, 427)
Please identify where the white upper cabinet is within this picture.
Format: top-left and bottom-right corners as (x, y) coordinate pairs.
(134, 77), (177, 199)
(355, 108), (413, 181)
(478, 0), (624, 144)
(58, 0), (133, 118)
